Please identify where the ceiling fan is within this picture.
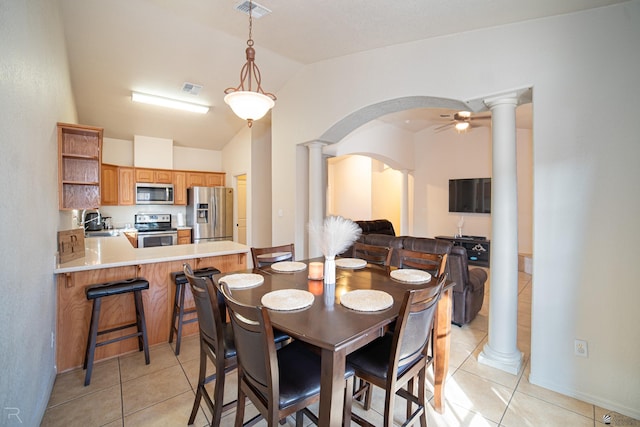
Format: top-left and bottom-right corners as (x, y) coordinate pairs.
(434, 111), (491, 133)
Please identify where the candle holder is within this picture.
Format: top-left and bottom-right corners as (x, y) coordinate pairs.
(308, 261), (324, 281)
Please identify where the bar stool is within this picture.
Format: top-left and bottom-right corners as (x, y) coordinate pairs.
(169, 266), (220, 355)
(84, 278), (150, 386)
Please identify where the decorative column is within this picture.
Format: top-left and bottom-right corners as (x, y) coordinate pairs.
(307, 141), (327, 258)
(400, 169), (410, 235)
(478, 94), (523, 375)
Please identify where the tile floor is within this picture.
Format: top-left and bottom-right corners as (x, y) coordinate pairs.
(42, 270), (639, 426)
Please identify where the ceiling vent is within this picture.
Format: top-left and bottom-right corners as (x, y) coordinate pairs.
(181, 82), (203, 95)
(235, 1), (271, 19)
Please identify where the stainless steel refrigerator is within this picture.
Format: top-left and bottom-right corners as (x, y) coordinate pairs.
(186, 187), (233, 242)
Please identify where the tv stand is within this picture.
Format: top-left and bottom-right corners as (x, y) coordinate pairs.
(436, 235), (490, 267)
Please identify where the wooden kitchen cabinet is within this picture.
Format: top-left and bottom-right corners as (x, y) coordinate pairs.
(187, 171), (225, 188)
(135, 168), (173, 184)
(177, 228), (191, 244)
(118, 167), (135, 205)
(101, 164), (134, 205)
(100, 164), (118, 205)
(58, 122), (103, 210)
(123, 231), (137, 247)
(186, 172), (206, 188)
(173, 171), (187, 205)
(205, 172), (225, 187)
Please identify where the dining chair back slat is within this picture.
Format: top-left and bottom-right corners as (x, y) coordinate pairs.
(397, 249), (448, 278)
(352, 242), (393, 269)
(251, 243), (295, 268)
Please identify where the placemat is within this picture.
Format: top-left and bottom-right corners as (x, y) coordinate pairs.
(336, 258), (367, 269)
(261, 289), (314, 311)
(219, 273), (264, 289)
(271, 261), (307, 272)
(390, 269), (432, 284)
(340, 289), (393, 312)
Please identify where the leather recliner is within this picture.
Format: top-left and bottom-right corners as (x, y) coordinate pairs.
(446, 246), (487, 325)
(345, 222), (487, 325)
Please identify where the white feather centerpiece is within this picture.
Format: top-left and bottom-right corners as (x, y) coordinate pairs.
(308, 216), (362, 285)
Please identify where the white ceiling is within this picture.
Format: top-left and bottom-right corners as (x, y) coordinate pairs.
(58, 0), (624, 150)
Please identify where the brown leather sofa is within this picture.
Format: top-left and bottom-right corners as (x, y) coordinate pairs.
(350, 220), (487, 325)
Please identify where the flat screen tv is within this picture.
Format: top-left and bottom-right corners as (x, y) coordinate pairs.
(449, 178), (491, 214)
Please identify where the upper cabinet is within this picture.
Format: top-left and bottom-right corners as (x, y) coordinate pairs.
(186, 171), (225, 189)
(173, 171), (187, 205)
(101, 164), (135, 206)
(58, 123), (103, 210)
(101, 164), (118, 205)
(135, 168), (172, 184)
(205, 173), (225, 187)
(99, 163), (225, 207)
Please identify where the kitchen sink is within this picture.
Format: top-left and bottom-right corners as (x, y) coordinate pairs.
(85, 230), (121, 238)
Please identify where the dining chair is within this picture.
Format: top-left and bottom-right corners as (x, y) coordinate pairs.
(184, 263), (291, 425)
(251, 243), (295, 268)
(347, 273), (447, 427)
(398, 249), (448, 278)
(183, 263), (237, 426)
(351, 242), (393, 269)
(221, 283), (355, 427)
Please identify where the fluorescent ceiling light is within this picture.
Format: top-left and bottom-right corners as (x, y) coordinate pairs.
(131, 92), (209, 114)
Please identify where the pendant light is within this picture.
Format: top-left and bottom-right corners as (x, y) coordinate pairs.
(224, 0), (276, 127)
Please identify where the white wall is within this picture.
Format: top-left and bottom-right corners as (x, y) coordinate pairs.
(0, 1), (77, 424)
(272, 2), (640, 418)
(103, 137), (223, 171)
(103, 137), (134, 166)
(173, 145), (222, 171)
(327, 156), (372, 220)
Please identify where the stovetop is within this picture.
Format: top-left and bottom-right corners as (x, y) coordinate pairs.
(134, 213), (175, 233)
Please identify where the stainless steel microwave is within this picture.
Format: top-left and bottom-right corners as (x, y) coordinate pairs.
(135, 183), (174, 205)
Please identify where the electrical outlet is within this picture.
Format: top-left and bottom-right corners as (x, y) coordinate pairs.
(574, 339), (588, 357)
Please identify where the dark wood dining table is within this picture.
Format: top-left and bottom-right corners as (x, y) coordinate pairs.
(215, 258), (453, 427)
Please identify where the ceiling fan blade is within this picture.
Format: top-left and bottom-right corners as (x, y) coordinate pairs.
(470, 116), (491, 121)
(434, 124), (453, 133)
(433, 122), (453, 131)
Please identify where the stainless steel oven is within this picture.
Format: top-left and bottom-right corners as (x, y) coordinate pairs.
(134, 213), (178, 248)
(137, 230), (178, 248)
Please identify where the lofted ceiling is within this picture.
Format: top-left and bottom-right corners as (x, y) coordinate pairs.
(58, 0), (624, 150)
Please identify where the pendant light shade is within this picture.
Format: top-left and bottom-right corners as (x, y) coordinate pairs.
(224, 0), (276, 127)
(224, 90), (275, 122)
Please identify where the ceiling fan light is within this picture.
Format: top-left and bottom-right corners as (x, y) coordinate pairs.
(455, 121), (470, 132)
(224, 91), (274, 121)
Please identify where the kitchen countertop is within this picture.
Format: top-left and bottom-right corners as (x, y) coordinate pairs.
(55, 235), (249, 274)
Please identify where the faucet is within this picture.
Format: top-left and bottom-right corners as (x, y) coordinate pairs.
(79, 209), (101, 227)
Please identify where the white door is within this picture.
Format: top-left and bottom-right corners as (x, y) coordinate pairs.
(237, 174), (247, 245)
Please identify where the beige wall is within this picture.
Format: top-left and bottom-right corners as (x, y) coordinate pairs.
(0, 1), (78, 424)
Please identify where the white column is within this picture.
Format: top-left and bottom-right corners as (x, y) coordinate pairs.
(478, 94), (523, 375)
(400, 169), (410, 235)
(307, 141), (327, 258)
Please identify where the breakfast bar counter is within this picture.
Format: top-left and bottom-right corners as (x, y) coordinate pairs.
(55, 235), (249, 372)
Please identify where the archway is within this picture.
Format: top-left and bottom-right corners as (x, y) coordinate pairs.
(305, 90), (532, 375)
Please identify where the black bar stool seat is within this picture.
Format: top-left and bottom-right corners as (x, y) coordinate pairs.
(169, 266), (220, 355)
(83, 278), (150, 386)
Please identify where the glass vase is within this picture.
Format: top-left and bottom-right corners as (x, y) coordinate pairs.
(324, 256), (336, 285)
